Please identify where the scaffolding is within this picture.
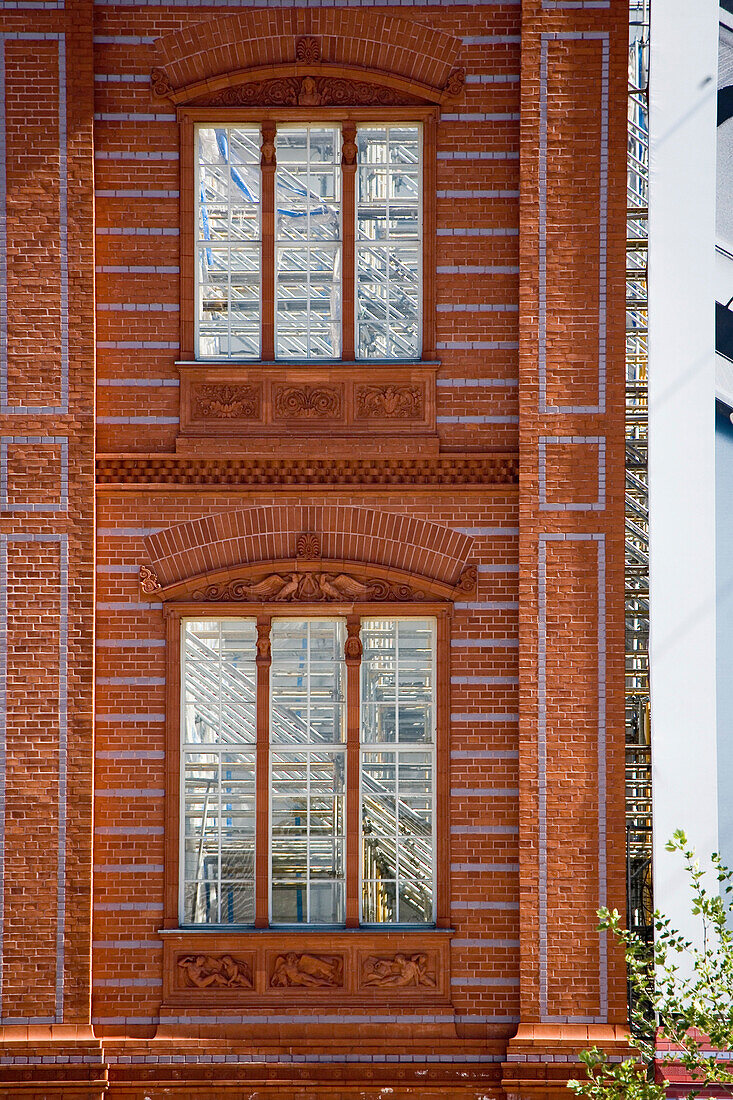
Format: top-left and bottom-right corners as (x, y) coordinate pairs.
(626, 0), (653, 942)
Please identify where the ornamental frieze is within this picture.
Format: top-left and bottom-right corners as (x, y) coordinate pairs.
(190, 571), (429, 603)
(192, 75), (415, 108)
(161, 930), (452, 1005)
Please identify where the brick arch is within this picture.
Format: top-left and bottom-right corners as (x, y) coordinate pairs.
(143, 505), (473, 590)
(152, 11), (463, 102)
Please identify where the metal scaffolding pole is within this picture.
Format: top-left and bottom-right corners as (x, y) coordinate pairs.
(626, 0), (653, 943)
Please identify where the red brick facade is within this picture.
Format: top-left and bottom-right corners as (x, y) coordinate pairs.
(0, 0), (629, 1095)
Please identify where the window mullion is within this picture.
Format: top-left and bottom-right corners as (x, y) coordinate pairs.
(341, 123), (357, 362)
(345, 614), (362, 927)
(422, 114), (437, 360)
(261, 123), (276, 361)
(255, 615), (272, 927)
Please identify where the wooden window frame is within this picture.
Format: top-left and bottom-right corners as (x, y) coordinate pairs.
(179, 106), (439, 365)
(162, 602), (451, 933)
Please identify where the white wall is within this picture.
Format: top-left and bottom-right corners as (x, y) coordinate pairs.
(648, 0), (719, 938)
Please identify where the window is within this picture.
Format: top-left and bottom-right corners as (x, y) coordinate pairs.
(180, 614), (436, 927)
(194, 120), (424, 363)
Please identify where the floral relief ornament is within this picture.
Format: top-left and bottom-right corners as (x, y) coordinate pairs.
(191, 383), (261, 420)
(295, 36), (321, 64)
(296, 532), (321, 558)
(355, 384), (423, 420)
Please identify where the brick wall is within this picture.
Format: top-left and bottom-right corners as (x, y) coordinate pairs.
(0, 0), (629, 1095)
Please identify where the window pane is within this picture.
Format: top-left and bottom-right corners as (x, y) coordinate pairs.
(196, 126), (262, 359)
(356, 125), (422, 360)
(276, 126), (342, 359)
(270, 619), (346, 924)
(181, 619), (257, 925)
(360, 620), (435, 924)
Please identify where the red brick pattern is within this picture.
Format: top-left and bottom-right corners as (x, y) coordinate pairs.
(154, 11), (462, 97)
(0, 0), (96, 1041)
(0, 0), (628, 1095)
(143, 504), (474, 588)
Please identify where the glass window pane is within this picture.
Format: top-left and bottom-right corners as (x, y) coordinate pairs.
(276, 125), (341, 359)
(360, 620), (435, 924)
(181, 619), (257, 925)
(270, 619), (346, 924)
(196, 125), (262, 359)
(356, 124), (422, 360)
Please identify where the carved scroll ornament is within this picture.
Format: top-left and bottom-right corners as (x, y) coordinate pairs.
(191, 571), (428, 603)
(271, 952), (343, 988)
(444, 68), (466, 97)
(274, 385), (342, 419)
(455, 565), (478, 595)
(151, 66), (174, 98)
(362, 952), (436, 989)
(178, 954), (253, 990)
(355, 384), (423, 420)
(139, 565), (162, 595)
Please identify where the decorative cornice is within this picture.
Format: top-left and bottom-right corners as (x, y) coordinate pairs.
(96, 455), (519, 489)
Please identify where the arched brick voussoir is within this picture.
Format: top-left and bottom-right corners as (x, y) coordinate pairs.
(153, 10), (462, 99)
(143, 505), (474, 591)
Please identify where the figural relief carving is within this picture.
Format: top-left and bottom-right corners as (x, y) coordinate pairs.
(191, 572), (428, 603)
(362, 952), (436, 989)
(191, 384), (261, 420)
(270, 952), (343, 988)
(178, 954), (253, 990)
(345, 618), (363, 661)
(274, 385), (342, 419)
(139, 565), (162, 595)
(355, 384), (424, 420)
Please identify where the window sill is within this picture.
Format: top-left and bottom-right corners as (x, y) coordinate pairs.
(158, 926), (454, 1010)
(176, 359), (441, 369)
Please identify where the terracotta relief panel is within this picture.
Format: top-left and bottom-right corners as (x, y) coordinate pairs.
(177, 366), (436, 446)
(269, 952), (344, 989)
(177, 953), (254, 990)
(160, 931), (452, 1009)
